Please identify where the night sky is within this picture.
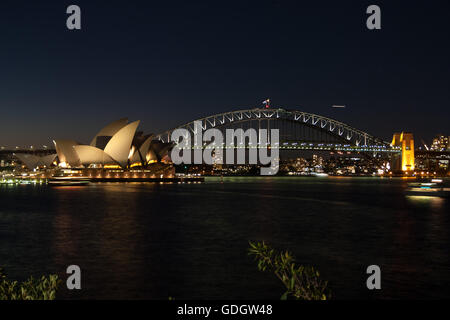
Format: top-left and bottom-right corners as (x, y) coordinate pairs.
(0, 0), (449, 148)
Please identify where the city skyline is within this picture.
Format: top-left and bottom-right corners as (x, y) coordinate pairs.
(0, 1), (449, 147)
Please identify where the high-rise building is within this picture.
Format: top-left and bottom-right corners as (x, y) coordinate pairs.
(430, 135), (449, 151)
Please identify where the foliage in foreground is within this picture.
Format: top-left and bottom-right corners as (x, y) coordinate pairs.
(0, 267), (61, 300)
(248, 241), (331, 300)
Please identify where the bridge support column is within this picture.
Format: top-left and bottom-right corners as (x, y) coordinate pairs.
(391, 132), (415, 173)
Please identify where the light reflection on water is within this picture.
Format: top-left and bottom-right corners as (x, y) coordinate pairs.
(0, 177), (449, 299)
(406, 195), (445, 209)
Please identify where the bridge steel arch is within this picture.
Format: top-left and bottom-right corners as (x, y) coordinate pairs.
(155, 108), (394, 150)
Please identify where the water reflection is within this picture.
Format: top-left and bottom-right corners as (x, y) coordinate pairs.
(0, 178), (449, 299)
(406, 195), (445, 209)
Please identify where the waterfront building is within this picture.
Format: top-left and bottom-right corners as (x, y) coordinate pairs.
(54, 118), (171, 169)
(430, 135), (450, 151)
(14, 153), (57, 170)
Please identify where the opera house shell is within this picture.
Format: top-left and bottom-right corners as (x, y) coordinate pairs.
(53, 118), (170, 169)
(15, 153), (57, 170)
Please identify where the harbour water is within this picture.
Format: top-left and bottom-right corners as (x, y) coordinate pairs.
(0, 177), (449, 299)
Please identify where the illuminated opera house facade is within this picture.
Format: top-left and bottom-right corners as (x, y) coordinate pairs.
(52, 118), (174, 179)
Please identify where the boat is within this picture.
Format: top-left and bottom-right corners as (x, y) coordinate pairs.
(48, 176), (91, 186)
(405, 179), (450, 197)
(312, 172), (329, 177)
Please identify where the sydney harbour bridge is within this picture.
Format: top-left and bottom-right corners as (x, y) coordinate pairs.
(1, 107), (401, 156)
(155, 108), (400, 154)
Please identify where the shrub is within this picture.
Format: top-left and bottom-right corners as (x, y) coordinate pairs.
(248, 241), (331, 300)
(0, 267), (61, 300)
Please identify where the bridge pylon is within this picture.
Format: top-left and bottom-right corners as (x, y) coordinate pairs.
(391, 132), (415, 172)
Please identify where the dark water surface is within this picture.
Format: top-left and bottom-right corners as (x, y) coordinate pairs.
(0, 177), (449, 299)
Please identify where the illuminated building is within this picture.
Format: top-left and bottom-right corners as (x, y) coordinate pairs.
(430, 135), (450, 151)
(14, 153), (57, 170)
(391, 132), (415, 172)
(54, 118), (171, 169)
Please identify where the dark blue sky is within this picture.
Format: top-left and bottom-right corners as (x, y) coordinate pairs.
(0, 0), (449, 147)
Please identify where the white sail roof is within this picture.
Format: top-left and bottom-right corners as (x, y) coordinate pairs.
(90, 118), (128, 147)
(39, 154), (57, 167)
(104, 120), (140, 167)
(54, 139), (81, 167)
(15, 154), (39, 170)
(130, 136), (156, 164)
(15, 153), (57, 169)
(73, 145), (115, 166)
(53, 118), (164, 169)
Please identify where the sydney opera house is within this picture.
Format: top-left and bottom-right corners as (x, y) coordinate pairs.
(14, 153), (57, 172)
(54, 118), (171, 169)
(15, 118), (174, 180)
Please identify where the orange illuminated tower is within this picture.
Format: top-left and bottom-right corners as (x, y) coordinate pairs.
(391, 132), (415, 172)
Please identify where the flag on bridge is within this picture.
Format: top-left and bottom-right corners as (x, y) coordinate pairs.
(262, 99), (270, 108)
